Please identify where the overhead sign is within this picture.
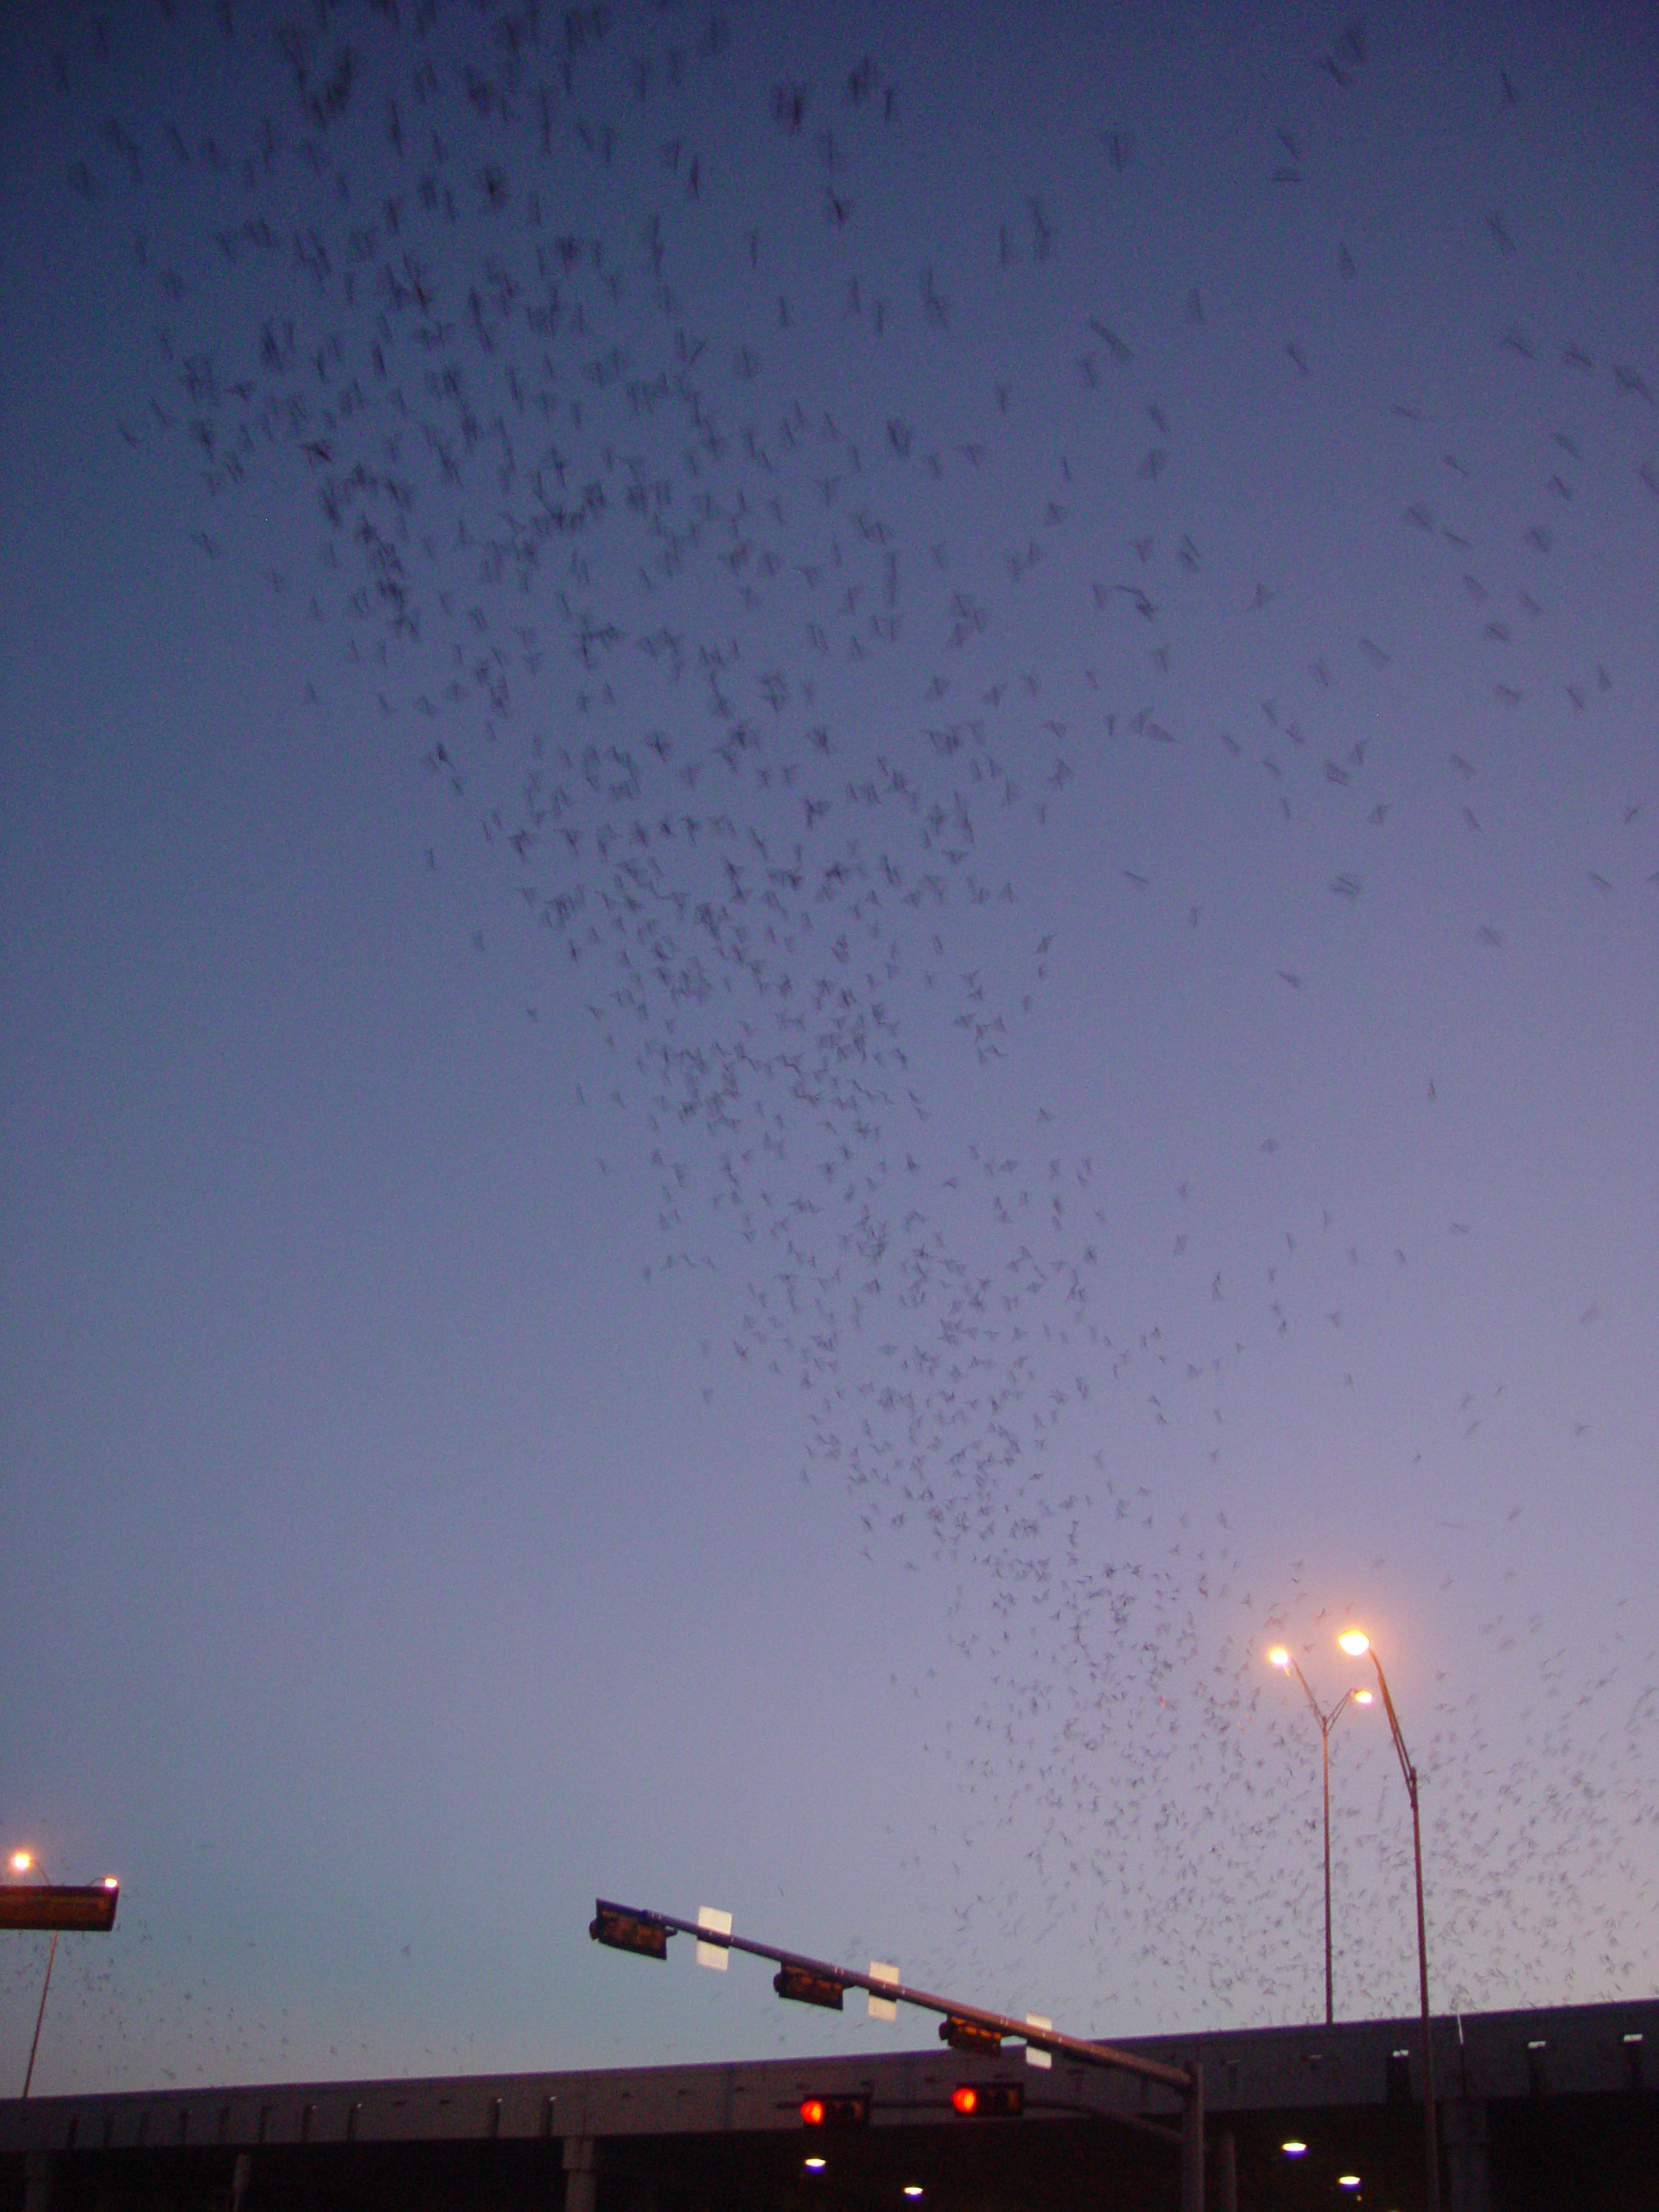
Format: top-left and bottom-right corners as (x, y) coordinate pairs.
(0, 1882), (120, 1933)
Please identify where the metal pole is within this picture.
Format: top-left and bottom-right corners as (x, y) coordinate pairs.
(1408, 1768), (1440, 2212)
(594, 1901), (1195, 2097)
(1366, 1651), (1439, 2212)
(1283, 1660), (1352, 2025)
(1321, 1719), (1333, 2027)
(1179, 2060), (1205, 2212)
(1216, 2124), (1238, 2212)
(22, 1931), (59, 2100)
(563, 2134), (599, 2212)
(592, 1897), (1205, 2190)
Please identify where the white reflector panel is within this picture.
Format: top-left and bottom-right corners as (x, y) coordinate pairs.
(696, 1905), (733, 1970)
(868, 1961), (899, 2021)
(1025, 2013), (1053, 2068)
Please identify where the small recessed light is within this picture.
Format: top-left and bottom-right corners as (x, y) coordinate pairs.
(1282, 2140), (1307, 2156)
(904, 2188), (925, 2199)
(1338, 2177), (1361, 2190)
(804, 2158), (826, 2171)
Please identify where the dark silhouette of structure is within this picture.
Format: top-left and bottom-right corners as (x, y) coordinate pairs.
(3, 1998), (1653, 2210)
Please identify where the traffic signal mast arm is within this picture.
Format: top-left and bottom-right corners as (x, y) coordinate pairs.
(590, 1898), (1192, 2098)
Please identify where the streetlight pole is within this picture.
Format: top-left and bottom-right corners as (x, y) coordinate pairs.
(1340, 1632), (1439, 2212)
(10, 1854), (58, 2101)
(23, 1934), (60, 2101)
(1268, 1649), (1370, 2026)
(3, 1853), (122, 2101)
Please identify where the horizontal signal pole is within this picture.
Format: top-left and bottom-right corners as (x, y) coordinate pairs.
(592, 1897), (1204, 2206)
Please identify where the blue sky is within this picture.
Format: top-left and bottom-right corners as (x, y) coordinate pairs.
(3, 0), (1656, 2094)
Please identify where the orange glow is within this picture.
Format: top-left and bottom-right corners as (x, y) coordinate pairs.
(9, 1853), (32, 1874)
(1354, 1689), (1374, 1705)
(103, 1876), (120, 1889)
(1338, 1630), (1370, 1656)
(801, 2101), (825, 2126)
(1268, 1646), (1290, 1669)
(951, 2087), (978, 2115)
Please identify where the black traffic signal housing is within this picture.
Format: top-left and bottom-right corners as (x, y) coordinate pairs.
(589, 1902), (670, 1960)
(775, 1964), (847, 2010)
(939, 2014), (1003, 2057)
(951, 2083), (1024, 2119)
(801, 2094), (870, 2129)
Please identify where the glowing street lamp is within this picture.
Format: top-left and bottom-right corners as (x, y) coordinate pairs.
(1267, 1648), (1371, 2024)
(1339, 1630), (1440, 2212)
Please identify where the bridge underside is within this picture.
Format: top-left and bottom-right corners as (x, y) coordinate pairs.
(3, 1999), (1654, 2211)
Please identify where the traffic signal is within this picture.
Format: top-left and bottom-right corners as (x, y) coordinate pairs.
(589, 1902), (670, 1960)
(775, 1963), (847, 2010)
(939, 2014), (1003, 2057)
(951, 2083), (1023, 2119)
(801, 2094), (870, 2128)
(0, 1882), (119, 1934)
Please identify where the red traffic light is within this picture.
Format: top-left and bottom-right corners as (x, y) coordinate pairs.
(0, 1883), (120, 1934)
(951, 2083), (1023, 2118)
(801, 2094), (869, 2128)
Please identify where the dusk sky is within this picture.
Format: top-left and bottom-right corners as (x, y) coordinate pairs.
(3, 0), (1656, 2098)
